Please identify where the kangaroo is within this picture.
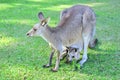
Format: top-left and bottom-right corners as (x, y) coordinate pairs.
(66, 47), (80, 62)
(26, 5), (97, 72)
(65, 47), (80, 70)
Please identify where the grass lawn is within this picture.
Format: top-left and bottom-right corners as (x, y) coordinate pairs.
(0, 0), (120, 80)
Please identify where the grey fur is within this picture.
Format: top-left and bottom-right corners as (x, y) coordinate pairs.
(26, 5), (97, 71)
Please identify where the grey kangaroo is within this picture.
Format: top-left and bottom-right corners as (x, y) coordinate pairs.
(26, 5), (97, 72)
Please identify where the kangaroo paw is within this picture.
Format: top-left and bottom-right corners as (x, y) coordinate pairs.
(65, 60), (72, 64)
(43, 64), (51, 68)
(50, 68), (58, 72)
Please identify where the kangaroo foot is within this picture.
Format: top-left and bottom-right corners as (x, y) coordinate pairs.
(50, 68), (58, 72)
(43, 64), (51, 68)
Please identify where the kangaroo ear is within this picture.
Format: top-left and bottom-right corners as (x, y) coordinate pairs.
(41, 17), (50, 26)
(45, 17), (50, 24)
(38, 12), (44, 20)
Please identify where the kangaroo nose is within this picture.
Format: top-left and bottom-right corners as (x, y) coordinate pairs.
(26, 33), (29, 36)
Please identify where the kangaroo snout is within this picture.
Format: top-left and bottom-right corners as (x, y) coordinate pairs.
(26, 32), (32, 37)
(26, 33), (29, 36)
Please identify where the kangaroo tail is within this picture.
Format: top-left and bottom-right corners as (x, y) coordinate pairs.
(89, 38), (98, 49)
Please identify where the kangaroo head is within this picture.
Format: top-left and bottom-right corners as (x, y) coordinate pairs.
(66, 46), (79, 61)
(26, 12), (50, 37)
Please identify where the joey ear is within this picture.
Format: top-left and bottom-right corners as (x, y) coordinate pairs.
(38, 12), (44, 20)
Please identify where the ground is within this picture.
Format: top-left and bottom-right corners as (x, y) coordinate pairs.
(0, 0), (120, 80)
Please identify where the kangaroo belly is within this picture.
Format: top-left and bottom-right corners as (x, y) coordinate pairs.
(61, 27), (82, 46)
(62, 34), (82, 47)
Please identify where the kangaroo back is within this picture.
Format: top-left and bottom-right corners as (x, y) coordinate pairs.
(59, 5), (96, 29)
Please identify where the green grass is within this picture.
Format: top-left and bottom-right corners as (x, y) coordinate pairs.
(0, 0), (120, 80)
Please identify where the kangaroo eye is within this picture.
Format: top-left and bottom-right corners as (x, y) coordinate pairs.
(33, 28), (37, 31)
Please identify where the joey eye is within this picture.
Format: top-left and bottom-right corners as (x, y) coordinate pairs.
(33, 28), (37, 31)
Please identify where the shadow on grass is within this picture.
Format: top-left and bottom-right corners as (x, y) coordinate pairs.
(0, 0), (106, 38)
(0, 0), (106, 20)
(82, 50), (119, 75)
(0, 41), (119, 79)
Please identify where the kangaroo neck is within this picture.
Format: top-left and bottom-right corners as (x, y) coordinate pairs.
(41, 25), (60, 46)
